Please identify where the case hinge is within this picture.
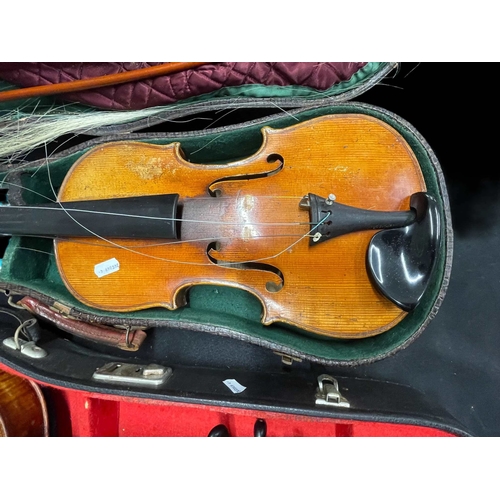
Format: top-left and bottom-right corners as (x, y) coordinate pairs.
(273, 351), (303, 366)
(315, 374), (350, 408)
(50, 301), (73, 318)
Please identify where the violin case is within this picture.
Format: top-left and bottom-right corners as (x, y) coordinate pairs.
(0, 62), (472, 436)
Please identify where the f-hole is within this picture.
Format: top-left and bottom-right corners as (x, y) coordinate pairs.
(208, 154), (284, 197)
(206, 241), (284, 292)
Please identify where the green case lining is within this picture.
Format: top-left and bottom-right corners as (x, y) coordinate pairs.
(0, 103), (449, 363)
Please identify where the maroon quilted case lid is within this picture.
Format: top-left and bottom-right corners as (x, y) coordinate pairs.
(0, 62), (371, 110)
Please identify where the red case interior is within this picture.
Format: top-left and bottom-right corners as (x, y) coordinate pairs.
(44, 386), (455, 437)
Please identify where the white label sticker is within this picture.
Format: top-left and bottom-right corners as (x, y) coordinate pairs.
(223, 379), (247, 394)
(94, 258), (120, 278)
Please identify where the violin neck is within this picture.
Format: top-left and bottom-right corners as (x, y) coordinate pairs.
(0, 194), (180, 239)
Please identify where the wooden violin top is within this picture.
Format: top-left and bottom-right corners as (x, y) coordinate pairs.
(50, 114), (426, 339)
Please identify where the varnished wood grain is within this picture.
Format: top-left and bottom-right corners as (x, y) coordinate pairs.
(0, 370), (49, 437)
(55, 114), (426, 338)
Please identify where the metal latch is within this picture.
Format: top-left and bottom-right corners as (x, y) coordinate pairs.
(315, 374), (350, 408)
(92, 362), (172, 387)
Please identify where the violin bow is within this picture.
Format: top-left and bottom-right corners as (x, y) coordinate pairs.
(0, 62), (208, 103)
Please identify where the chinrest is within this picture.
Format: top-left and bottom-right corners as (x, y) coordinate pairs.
(367, 193), (441, 311)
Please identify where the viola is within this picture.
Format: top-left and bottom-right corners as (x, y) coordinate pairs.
(0, 114), (441, 339)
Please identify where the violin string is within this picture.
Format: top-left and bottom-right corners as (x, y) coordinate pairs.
(189, 134), (224, 156)
(30, 133), (87, 179)
(16, 224), (326, 265)
(0, 180), (57, 202)
(16, 247), (55, 256)
(15, 232), (317, 255)
(1, 145), (323, 265)
(208, 213), (329, 265)
(3, 204), (310, 226)
(0, 177), (313, 227)
(0, 118), (84, 189)
(41, 151), (325, 267)
(0, 177), (310, 205)
(269, 101), (300, 122)
(0, 97), (343, 268)
(203, 108), (239, 130)
(2, 114), (323, 228)
(41, 143), (161, 265)
(66, 233), (315, 247)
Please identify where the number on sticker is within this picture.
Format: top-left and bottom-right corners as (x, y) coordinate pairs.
(94, 258), (120, 278)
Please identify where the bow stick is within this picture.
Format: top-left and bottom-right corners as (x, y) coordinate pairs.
(0, 62), (208, 103)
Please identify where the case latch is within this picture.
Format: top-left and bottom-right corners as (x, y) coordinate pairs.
(315, 374), (350, 408)
(92, 362), (172, 387)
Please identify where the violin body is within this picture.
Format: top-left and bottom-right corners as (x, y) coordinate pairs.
(51, 114), (430, 339)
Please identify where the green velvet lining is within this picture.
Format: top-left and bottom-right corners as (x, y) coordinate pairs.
(0, 104), (447, 362)
(157, 62), (387, 102)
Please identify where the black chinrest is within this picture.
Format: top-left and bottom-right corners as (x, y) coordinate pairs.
(367, 193), (441, 311)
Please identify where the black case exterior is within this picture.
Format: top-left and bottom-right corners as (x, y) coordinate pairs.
(0, 303), (469, 437)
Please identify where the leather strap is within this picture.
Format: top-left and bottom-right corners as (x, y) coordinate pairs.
(17, 296), (147, 351)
